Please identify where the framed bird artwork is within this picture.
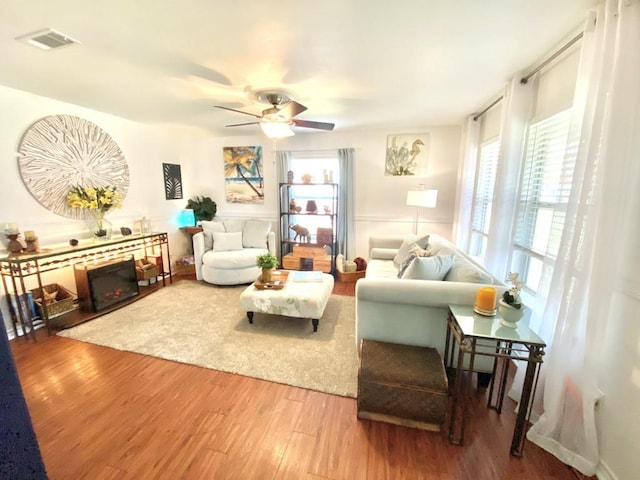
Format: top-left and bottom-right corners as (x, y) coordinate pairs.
(385, 133), (430, 176)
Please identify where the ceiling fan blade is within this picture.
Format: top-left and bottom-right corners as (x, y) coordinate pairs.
(278, 101), (307, 119)
(225, 121), (260, 127)
(293, 119), (335, 131)
(214, 105), (262, 119)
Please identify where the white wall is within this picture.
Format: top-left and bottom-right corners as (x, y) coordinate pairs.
(182, 127), (461, 260)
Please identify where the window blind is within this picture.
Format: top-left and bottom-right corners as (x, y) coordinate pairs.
(469, 139), (500, 257)
(515, 108), (573, 260)
(472, 139), (500, 234)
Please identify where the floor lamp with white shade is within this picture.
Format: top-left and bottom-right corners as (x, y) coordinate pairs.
(406, 186), (438, 234)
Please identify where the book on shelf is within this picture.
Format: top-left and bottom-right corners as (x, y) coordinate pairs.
(291, 271), (324, 282)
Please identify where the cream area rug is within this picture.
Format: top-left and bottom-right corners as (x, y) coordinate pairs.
(57, 280), (358, 397)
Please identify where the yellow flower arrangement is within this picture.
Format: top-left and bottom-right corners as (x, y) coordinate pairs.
(67, 185), (123, 236)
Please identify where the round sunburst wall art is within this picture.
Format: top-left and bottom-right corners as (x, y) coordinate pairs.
(17, 115), (130, 219)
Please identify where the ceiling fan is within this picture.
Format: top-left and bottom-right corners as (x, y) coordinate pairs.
(214, 91), (335, 138)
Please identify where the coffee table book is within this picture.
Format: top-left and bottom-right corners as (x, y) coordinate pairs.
(291, 271), (324, 282)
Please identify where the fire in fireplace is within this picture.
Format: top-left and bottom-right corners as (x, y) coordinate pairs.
(74, 258), (140, 312)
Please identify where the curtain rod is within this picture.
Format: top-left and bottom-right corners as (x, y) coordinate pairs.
(275, 148), (340, 154)
(473, 29), (584, 121)
(472, 96), (504, 121)
(520, 31), (584, 85)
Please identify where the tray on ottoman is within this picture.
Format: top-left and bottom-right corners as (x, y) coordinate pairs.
(358, 339), (448, 432)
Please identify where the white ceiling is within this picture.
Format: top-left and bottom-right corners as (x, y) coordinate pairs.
(0, 1), (598, 136)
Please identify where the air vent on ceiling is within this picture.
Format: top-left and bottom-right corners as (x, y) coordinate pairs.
(16, 28), (80, 50)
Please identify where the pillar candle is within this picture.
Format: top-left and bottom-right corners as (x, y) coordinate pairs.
(475, 287), (497, 311)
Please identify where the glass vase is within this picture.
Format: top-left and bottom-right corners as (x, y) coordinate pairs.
(93, 218), (112, 242)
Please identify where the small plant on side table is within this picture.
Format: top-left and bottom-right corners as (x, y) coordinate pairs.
(502, 272), (523, 309)
(498, 272), (525, 326)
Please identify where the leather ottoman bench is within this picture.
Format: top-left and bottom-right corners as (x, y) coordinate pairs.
(357, 339), (448, 431)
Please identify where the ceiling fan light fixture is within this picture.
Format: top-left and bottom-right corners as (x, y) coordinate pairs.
(260, 121), (294, 139)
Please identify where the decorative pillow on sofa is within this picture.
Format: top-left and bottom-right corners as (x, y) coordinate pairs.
(444, 257), (493, 284)
(222, 219), (246, 233)
(397, 254), (416, 278)
(243, 220), (271, 248)
(401, 254), (456, 281)
(409, 243), (431, 258)
(393, 234), (430, 269)
(200, 221), (225, 251)
(212, 231), (244, 252)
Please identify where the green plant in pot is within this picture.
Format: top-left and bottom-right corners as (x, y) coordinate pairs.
(256, 253), (279, 283)
(498, 272), (525, 327)
(186, 196), (217, 223)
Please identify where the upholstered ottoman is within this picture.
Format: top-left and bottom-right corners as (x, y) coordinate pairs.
(239, 271), (334, 332)
(357, 339), (448, 431)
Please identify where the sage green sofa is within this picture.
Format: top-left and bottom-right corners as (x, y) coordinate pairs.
(355, 234), (506, 374)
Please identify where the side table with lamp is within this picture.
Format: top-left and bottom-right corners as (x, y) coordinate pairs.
(177, 208), (200, 276)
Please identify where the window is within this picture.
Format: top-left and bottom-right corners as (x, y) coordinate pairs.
(469, 138), (500, 259)
(511, 108), (574, 293)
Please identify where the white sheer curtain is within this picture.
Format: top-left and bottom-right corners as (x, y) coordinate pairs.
(526, 1), (640, 475)
(483, 75), (534, 281)
(337, 148), (355, 259)
(453, 116), (480, 251)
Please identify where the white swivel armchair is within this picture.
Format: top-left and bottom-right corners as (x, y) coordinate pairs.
(193, 219), (276, 286)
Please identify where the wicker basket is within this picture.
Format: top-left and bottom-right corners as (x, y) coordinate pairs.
(136, 259), (160, 281)
(174, 257), (196, 276)
(337, 269), (366, 282)
(31, 283), (76, 318)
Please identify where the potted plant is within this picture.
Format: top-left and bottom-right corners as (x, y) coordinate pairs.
(498, 272), (525, 326)
(186, 196), (217, 223)
(256, 253), (279, 283)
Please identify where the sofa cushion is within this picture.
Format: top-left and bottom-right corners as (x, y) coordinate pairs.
(223, 219), (246, 233)
(393, 234), (430, 269)
(212, 231), (244, 251)
(401, 254), (455, 281)
(445, 257), (493, 284)
(243, 220), (271, 248)
(365, 258), (399, 279)
(200, 221), (225, 250)
(202, 248), (266, 269)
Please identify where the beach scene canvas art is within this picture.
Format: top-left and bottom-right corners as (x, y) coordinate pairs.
(223, 146), (264, 204)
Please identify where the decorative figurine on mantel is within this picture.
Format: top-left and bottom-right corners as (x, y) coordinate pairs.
(4, 223), (24, 254)
(6, 233), (24, 254)
(23, 230), (40, 253)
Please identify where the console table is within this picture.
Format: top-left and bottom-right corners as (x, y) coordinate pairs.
(444, 304), (546, 456)
(0, 233), (171, 341)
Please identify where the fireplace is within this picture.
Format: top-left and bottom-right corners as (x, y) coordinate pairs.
(74, 258), (140, 312)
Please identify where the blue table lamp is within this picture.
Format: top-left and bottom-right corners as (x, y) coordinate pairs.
(178, 209), (196, 227)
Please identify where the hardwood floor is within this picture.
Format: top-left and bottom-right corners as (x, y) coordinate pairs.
(10, 278), (592, 480)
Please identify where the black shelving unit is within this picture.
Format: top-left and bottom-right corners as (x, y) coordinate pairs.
(279, 182), (338, 273)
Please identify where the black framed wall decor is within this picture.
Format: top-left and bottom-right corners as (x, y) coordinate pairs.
(163, 163), (183, 200)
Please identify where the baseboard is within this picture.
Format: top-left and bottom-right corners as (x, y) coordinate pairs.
(595, 460), (617, 480)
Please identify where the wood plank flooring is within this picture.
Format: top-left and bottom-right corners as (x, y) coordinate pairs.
(10, 277), (593, 480)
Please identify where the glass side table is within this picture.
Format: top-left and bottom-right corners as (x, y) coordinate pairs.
(444, 304), (546, 456)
